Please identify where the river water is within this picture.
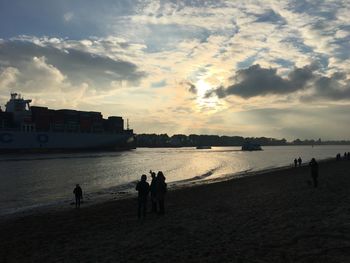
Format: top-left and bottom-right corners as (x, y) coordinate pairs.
(0, 145), (348, 215)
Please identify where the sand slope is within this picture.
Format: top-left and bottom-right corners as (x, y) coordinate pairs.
(1, 159), (350, 262)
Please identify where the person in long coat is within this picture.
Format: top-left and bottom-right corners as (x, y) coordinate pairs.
(156, 171), (167, 215)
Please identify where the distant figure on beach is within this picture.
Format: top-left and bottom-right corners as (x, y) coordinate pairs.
(156, 171), (167, 215)
(149, 170), (158, 213)
(309, 158), (319, 188)
(73, 184), (83, 208)
(344, 152), (347, 160)
(136, 174), (150, 219)
(298, 157), (302, 167)
(348, 152), (350, 160)
(294, 158), (298, 167)
(336, 153), (341, 161)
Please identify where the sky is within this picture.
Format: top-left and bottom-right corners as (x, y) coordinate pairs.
(0, 0), (350, 140)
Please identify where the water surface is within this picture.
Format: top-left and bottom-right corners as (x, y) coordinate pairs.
(0, 145), (348, 215)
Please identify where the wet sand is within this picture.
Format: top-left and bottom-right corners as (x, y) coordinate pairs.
(1, 159), (350, 262)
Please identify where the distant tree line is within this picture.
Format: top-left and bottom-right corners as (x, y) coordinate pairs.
(135, 134), (350, 147)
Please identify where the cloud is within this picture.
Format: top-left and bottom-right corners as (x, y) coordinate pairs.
(0, 67), (19, 89)
(0, 38), (145, 89)
(208, 64), (315, 99)
(302, 73), (350, 101)
(151, 79), (167, 88)
(2, 0), (350, 138)
(254, 9), (287, 25)
(63, 12), (74, 23)
(183, 81), (197, 94)
(206, 61), (350, 104)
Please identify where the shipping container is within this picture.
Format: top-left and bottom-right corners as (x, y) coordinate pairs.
(0, 112), (13, 129)
(107, 116), (124, 132)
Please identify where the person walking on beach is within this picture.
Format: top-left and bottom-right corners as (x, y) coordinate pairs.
(156, 171), (167, 215)
(136, 174), (150, 219)
(309, 158), (319, 188)
(149, 170), (158, 213)
(298, 157), (302, 167)
(294, 158), (298, 167)
(73, 184), (83, 208)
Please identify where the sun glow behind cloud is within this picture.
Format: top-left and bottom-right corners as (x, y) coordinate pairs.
(1, 0), (350, 139)
(195, 79), (220, 112)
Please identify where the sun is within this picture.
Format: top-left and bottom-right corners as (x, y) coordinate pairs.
(195, 79), (219, 111)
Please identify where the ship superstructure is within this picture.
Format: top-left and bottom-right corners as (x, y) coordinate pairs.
(0, 93), (135, 151)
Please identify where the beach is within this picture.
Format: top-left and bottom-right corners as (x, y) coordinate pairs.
(1, 158), (350, 262)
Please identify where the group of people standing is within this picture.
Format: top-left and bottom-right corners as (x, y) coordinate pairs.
(136, 170), (167, 219)
(336, 152), (350, 161)
(293, 157), (302, 167)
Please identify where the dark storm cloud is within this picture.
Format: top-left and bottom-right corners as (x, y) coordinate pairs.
(207, 64), (315, 99)
(0, 39), (145, 87)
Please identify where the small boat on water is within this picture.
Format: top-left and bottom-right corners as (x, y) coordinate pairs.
(241, 142), (262, 151)
(196, 146), (212, 149)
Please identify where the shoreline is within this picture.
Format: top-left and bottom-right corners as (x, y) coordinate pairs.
(1, 157), (350, 261)
(0, 156), (335, 221)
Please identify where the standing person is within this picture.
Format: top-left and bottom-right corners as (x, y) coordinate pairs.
(336, 153), (341, 161)
(298, 157), (302, 167)
(309, 158), (319, 188)
(73, 184), (83, 208)
(156, 171), (167, 215)
(294, 158), (298, 167)
(135, 174), (150, 219)
(149, 170), (158, 213)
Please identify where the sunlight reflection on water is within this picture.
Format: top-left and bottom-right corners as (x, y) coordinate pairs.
(0, 145), (349, 214)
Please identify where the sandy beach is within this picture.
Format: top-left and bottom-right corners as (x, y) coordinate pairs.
(1, 158), (350, 262)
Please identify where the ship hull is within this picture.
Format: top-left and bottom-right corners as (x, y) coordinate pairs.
(0, 131), (135, 152)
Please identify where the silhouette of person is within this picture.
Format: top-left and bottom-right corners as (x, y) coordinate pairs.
(73, 184), (83, 208)
(149, 170), (158, 213)
(294, 158), (298, 167)
(156, 171), (167, 215)
(309, 158), (319, 188)
(336, 153), (340, 161)
(298, 157), (302, 167)
(348, 152), (350, 160)
(136, 174), (150, 219)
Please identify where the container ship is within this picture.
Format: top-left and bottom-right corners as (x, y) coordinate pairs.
(0, 93), (135, 152)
